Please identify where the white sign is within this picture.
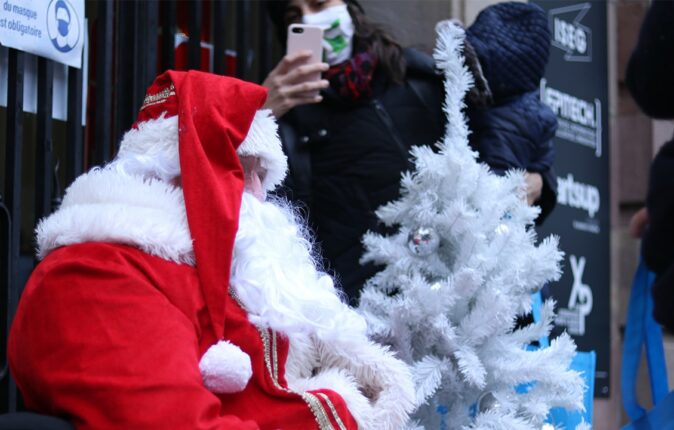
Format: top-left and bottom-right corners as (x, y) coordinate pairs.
(0, 19), (88, 125)
(0, 0), (84, 68)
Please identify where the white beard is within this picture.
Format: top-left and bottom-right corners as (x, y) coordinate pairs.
(230, 193), (367, 344)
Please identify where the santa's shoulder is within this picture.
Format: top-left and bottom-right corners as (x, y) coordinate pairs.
(36, 168), (195, 265)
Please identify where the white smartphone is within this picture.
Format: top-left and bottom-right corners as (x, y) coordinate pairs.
(287, 24), (324, 81)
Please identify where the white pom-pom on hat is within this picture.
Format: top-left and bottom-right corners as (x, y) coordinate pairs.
(199, 340), (253, 393)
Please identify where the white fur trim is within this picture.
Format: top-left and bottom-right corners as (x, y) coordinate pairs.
(199, 340), (253, 393)
(118, 110), (287, 191)
(36, 168), (194, 264)
(237, 109), (288, 191)
(118, 113), (180, 180)
(285, 333), (321, 381)
(316, 340), (416, 430)
(290, 367), (376, 428)
(285, 332), (416, 430)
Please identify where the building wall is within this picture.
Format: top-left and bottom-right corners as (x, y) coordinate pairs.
(360, 0), (453, 52)
(359, 0), (674, 428)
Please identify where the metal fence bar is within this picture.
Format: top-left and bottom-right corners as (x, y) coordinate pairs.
(115, 0), (135, 141)
(0, 197), (12, 414)
(36, 58), (55, 220)
(3, 48), (25, 414)
(66, 66), (84, 189)
(258, 5), (272, 81)
(93, 0), (114, 167)
(161, 0), (176, 72)
(236, 1), (251, 79)
(188, 0), (202, 70)
(144, 1), (159, 86)
(132, 1), (144, 112)
(212, 0), (226, 75)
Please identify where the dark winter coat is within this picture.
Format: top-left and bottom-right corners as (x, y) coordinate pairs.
(626, 0), (674, 332)
(277, 48), (445, 303)
(642, 139), (674, 333)
(625, 0), (674, 119)
(467, 91), (558, 223)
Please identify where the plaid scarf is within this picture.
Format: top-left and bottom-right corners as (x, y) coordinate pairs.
(324, 50), (377, 102)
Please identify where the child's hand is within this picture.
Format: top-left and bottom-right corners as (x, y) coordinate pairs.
(524, 172), (543, 205)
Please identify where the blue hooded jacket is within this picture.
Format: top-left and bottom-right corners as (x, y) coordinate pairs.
(468, 91), (557, 174)
(465, 2), (558, 223)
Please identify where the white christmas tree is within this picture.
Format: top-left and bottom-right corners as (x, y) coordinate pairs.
(357, 22), (586, 430)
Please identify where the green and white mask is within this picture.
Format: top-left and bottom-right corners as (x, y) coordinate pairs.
(303, 4), (355, 66)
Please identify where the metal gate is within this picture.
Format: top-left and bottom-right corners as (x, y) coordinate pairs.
(0, 0), (276, 413)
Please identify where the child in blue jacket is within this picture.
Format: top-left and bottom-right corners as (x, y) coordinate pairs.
(465, 2), (558, 224)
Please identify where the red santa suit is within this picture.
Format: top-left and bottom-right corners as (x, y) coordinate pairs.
(8, 71), (414, 430)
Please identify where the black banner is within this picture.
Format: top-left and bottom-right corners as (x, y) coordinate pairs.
(531, 0), (610, 398)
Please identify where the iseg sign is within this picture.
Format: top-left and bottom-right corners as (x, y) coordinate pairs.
(549, 3), (592, 62)
(0, 0), (84, 68)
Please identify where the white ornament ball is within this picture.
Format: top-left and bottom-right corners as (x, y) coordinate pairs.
(407, 226), (440, 256)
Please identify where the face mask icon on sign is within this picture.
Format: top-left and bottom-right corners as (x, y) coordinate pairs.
(46, 0), (80, 53)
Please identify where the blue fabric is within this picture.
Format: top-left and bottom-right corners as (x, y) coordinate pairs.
(548, 351), (596, 428)
(622, 391), (674, 430)
(621, 259), (670, 421)
(531, 291), (549, 348)
(466, 2), (550, 100)
(527, 292), (595, 427)
(468, 91), (557, 174)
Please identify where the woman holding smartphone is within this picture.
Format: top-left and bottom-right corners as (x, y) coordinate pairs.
(263, 0), (447, 304)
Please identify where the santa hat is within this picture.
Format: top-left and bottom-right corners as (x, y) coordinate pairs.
(118, 70), (285, 392)
(118, 73), (287, 192)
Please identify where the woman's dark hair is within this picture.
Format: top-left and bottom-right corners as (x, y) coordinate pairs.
(265, 1), (406, 84)
(348, 4), (405, 84)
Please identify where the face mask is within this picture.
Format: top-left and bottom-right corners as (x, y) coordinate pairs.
(303, 4), (354, 66)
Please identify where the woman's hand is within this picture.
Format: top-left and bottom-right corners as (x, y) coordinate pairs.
(524, 172), (543, 205)
(262, 51), (330, 118)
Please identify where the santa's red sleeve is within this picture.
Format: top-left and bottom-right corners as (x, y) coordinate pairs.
(8, 243), (258, 430)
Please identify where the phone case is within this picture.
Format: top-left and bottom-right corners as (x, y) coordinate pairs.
(287, 24), (324, 81)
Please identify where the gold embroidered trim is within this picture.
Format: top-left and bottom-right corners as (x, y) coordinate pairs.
(303, 392), (336, 430)
(317, 393), (348, 430)
(140, 83), (175, 111)
(255, 327), (282, 389)
(230, 290), (335, 430)
(272, 330), (279, 382)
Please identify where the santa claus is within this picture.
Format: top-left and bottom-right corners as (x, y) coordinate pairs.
(8, 71), (414, 429)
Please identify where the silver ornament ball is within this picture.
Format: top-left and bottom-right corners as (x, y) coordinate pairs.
(477, 391), (500, 413)
(495, 223), (510, 235)
(407, 226), (440, 256)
